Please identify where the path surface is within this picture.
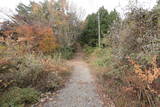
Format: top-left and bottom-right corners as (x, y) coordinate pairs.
(43, 54), (103, 107)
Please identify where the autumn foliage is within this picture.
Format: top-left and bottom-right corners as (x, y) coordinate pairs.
(0, 0), (78, 106)
(2, 25), (58, 54)
(128, 56), (160, 85)
(87, 5), (160, 107)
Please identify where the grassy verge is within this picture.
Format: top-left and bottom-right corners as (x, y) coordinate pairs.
(86, 47), (160, 107)
(0, 47), (71, 107)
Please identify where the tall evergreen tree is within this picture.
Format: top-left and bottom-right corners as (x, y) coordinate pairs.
(80, 7), (119, 46)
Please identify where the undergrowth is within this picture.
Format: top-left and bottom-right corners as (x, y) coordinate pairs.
(87, 7), (160, 107)
(0, 87), (40, 107)
(0, 43), (71, 106)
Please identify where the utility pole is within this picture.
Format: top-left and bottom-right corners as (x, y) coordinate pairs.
(98, 9), (101, 48)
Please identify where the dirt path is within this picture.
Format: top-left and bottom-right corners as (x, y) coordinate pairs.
(42, 54), (103, 107)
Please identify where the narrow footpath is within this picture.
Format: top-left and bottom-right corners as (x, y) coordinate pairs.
(43, 53), (103, 107)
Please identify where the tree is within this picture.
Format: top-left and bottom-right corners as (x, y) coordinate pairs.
(2, 0), (82, 52)
(80, 7), (119, 46)
(80, 13), (98, 46)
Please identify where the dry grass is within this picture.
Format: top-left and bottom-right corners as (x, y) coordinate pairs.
(0, 40), (71, 106)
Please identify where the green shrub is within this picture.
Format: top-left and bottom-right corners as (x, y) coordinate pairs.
(14, 54), (45, 88)
(83, 45), (96, 55)
(54, 46), (75, 59)
(0, 54), (70, 92)
(91, 48), (113, 67)
(0, 87), (40, 107)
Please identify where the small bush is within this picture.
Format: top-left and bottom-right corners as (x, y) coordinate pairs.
(93, 48), (113, 67)
(0, 51), (71, 105)
(0, 87), (40, 107)
(0, 54), (70, 91)
(54, 46), (75, 59)
(83, 45), (96, 56)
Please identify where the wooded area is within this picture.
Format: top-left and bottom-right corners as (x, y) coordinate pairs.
(84, 1), (160, 106)
(0, 0), (160, 107)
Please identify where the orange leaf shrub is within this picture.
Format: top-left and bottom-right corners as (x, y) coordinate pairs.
(3, 24), (59, 54)
(128, 56), (160, 84)
(128, 56), (160, 96)
(36, 26), (59, 53)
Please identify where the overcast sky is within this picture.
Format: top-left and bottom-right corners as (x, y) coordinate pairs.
(0, 0), (158, 21)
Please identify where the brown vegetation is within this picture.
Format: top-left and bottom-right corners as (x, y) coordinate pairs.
(0, 0), (81, 106)
(87, 7), (160, 107)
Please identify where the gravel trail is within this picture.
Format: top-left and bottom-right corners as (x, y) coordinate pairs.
(43, 58), (103, 107)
